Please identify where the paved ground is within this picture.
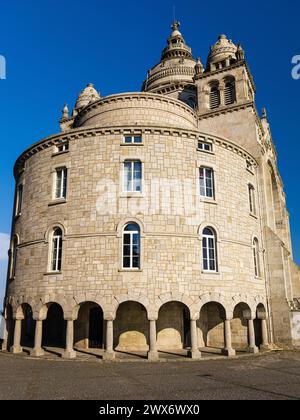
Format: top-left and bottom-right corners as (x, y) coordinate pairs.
(1, 350), (300, 400)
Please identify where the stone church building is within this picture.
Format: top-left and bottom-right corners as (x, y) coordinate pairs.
(2, 22), (300, 360)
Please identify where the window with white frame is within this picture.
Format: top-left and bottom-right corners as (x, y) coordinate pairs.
(56, 142), (69, 153)
(122, 223), (141, 269)
(124, 136), (142, 144)
(55, 168), (68, 199)
(51, 228), (63, 272)
(253, 238), (260, 277)
(248, 184), (256, 215)
(202, 227), (218, 272)
(198, 141), (212, 152)
(200, 167), (214, 198)
(123, 161), (142, 192)
(15, 184), (23, 217)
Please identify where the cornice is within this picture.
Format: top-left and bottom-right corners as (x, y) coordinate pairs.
(14, 124), (258, 178)
(74, 92), (197, 124)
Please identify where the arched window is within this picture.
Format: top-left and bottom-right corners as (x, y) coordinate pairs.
(248, 184), (256, 215)
(51, 228), (63, 272)
(202, 227), (218, 272)
(253, 238), (260, 277)
(122, 223), (140, 269)
(210, 86), (220, 109)
(224, 80), (236, 105)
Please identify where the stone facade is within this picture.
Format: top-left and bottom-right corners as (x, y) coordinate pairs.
(2, 22), (300, 360)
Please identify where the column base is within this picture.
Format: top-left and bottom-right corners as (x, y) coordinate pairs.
(62, 349), (76, 359)
(30, 347), (45, 357)
(1, 341), (8, 351)
(103, 351), (115, 361)
(147, 350), (159, 361)
(260, 344), (272, 352)
(247, 345), (259, 354)
(187, 349), (202, 360)
(10, 345), (23, 354)
(222, 348), (236, 357)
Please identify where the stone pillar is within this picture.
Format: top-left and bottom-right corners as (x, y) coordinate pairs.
(247, 317), (259, 353)
(30, 320), (45, 357)
(148, 319), (159, 361)
(222, 319), (236, 357)
(1, 319), (8, 351)
(219, 84), (225, 106)
(11, 319), (22, 354)
(103, 319), (115, 360)
(260, 318), (271, 351)
(188, 319), (201, 359)
(62, 320), (76, 359)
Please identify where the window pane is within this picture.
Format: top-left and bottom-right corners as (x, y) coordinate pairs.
(133, 162), (142, 192)
(124, 162), (132, 191)
(123, 245), (131, 257)
(124, 224), (139, 232)
(132, 257), (140, 268)
(123, 257), (131, 268)
(124, 137), (132, 143)
(134, 137), (142, 144)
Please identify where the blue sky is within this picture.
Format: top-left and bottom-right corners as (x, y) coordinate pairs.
(0, 0), (299, 307)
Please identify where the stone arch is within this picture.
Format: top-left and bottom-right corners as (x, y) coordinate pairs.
(44, 222), (67, 243)
(198, 301), (227, 350)
(3, 304), (14, 350)
(116, 217), (146, 238)
(41, 302), (66, 348)
(157, 300), (191, 351)
(232, 302), (251, 350)
(113, 293), (152, 320)
(114, 301), (149, 353)
(72, 293), (112, 320)
(17, 303), (35, 348)
(194, 292), (232, 318)
(74, 301), (104, 350)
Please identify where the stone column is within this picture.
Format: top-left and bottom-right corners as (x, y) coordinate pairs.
(247, 317), (259, 353)
(188, 319), (201, 359)
(222, 319), (236, 357)
(30, 320), (45, 357)
(1, 319), (8, 351)
(148, 319), (159, 361)
(62, 320), (76, 359)
(11, 319), (22, 354)
(260, 318), (270, 351)
(103, 319), (115, 360)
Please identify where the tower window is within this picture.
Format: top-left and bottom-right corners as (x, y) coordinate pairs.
(253, 238), (260, 277)
(124, 136), (142, 144)
(15, 184), (23, 217)
(55, 168), (68, 199)
(224, 81), (236, 105)
(200, 167), (215, 199)
(202, 227), (218, 272)
(122, 223), (141, 269)
(248, 184), (256, 215)
(56, 142), (69, 153)
(210, 86), (220, 109)
(198, 141), (212, 152)
(123, 161), (142, 192)
(51, 228), (63, 272)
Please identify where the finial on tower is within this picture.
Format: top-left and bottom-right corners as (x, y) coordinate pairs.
(262, 108), (267, 119)
(171, 20), (181, 32)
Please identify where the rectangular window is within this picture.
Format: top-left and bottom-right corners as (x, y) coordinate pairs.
(56, 142), (69, 153)
(55, 168), (68, 199)
(124, 136), (142, 144)
(200, 167), (214, 199)
(124, 161), (142, 192)
(248, 185), (256, 215)
(15, 184), (23, 216)
(198, 141), (212, 152)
